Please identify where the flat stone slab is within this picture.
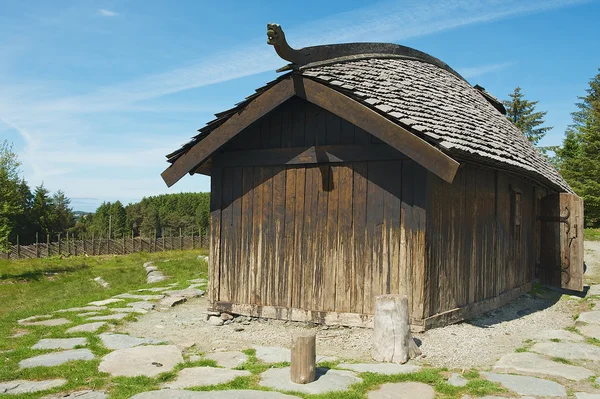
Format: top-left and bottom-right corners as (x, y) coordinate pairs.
(32, 338), (87, 350)
(162, 367), (251, 388)
(531, 341), (600, 361)
(99, 333), (164, 350)
(42, 390), (108, 398)
(128, 301), (156, 310)
(0, 379), (67, 394)
(578, 311), (600, 325)
(589, 285), (600, 296)
(253, 346), (333, 364)
(205, 351), (248, 368)
(66, 322), (107, 333)
(159, 296), (187, 308)
(484, 372), (566, 397)
(88, 299), (123, 306)
(162, 288), (204, 298)
(188, 278), (208, 284)
(18, 315), (52, 324)
(56, 306), (107, 313)
(575, 394), (600, 399)
(534, 329), (585, 342)
(87, 313), (128, 321)
(130, 390), (300, 399)
(22, 318), (71, 327)
(77, 312), (100, 317)
(107, 307), (148, 314)
(493, 352), (593, 381)
(114, 293), (165, 300)
(98, 345), (183, 377)
(259, 367), (361, 394)
(580, 324), (600, 340)
(137, 287), (172, 292)
(448, 373), (468, 387)
(368, 382), (435, 399)
(20, 349), (95, 368)
(339, 363), (421, 375)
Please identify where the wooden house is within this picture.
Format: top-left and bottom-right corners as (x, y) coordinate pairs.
(161, 25), (584, 331)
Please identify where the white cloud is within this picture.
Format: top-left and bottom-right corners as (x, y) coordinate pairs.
(97, 9), (118, 17)
(458, 62), (517, 79)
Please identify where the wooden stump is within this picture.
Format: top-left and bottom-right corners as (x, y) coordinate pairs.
(372, 294), (421, 364)
(290, 331), (316, 384)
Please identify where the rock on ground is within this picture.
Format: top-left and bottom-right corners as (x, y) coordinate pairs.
(114, 293), (165, 301)
(448, 373), (468, 387)
(163, 288), (204, 298)
(483, 372), (567, 397)
(87, 313), (129, 321)
(98, 345), (183, 377)
(138, 287), (172, 292)
(533, 329), (585, 342)
(32, 338), (87, 350)
(259, 367), (361, 394)
(367, 382), (435, 399)
(22, 318), (71, 327)
(338, 363), (421, 375)
(55, 306), (107, 313)
(575, 393), (600, 399)
(108, 307), (148, 314)
(99, 333), (164, 350)
(128, 301), (156, 310)
(493, 352), (593, 381)
(207, 316), (223, 326)
(19, 349), (95, 369)
(88, 299), (123, 306)
(160, 296), (187, 308)
(42, 390), (108, 398)
(578, 311), (600, 325)
(204, 351), (248, 368)
(93, 277), (110, 288)
(130, 390), (299, 399)
(253, 346), (334, 364)
(0, 379), (67, 394)
(188, 278), (207, 284)
(579, 324), (600, 339)
(18, 315), (52, 324)
(66, 322), (106, 333)
(531, 341), (600, 361)
(161, 367), (251, 388)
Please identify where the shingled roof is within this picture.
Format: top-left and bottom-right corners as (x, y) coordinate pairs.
(165, 40), (571, 193)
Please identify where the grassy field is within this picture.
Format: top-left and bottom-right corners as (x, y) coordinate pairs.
(585, 228), (600, 241)
(0, 250), (508, 399)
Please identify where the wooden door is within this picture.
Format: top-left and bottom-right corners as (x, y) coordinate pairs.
(540, 193), (584, 291)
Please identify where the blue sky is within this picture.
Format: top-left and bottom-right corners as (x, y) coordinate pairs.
(1, 0), (599, 211)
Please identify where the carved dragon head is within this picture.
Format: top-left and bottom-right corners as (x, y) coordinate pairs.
(267, 23), (285, 46)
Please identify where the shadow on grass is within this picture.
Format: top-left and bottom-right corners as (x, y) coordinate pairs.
(0, 264), (90, 281)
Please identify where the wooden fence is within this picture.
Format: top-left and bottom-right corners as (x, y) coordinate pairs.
(2, 234), (209, 260)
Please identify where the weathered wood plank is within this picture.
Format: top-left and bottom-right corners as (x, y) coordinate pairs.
(292, 167), (306, 308)
(302, 166), (318, 310)
(335, 164), (353, 312)
(324, 165), (339, 311)
(162, 78), (294, 187)
(352, 162), (368, 314)
(240, 166), (254, 304)
(232, 167), (244, 304)
(284, 167), (297, 308)
(250, 167), (264, 304)
(220, 168), (234, 303)
(314, 163), (329, 310)
(272, 166), (286, 306)
(209, 167), (223, 305)
(261, 167), (274, 305)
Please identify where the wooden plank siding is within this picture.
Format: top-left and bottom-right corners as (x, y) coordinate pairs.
(210, 96), (541, 329)
(424, 165), (537, 326)
(211, 97), (428, 324)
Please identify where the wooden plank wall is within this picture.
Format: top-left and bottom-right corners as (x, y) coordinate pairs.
(210, 97), (428, 320)
(425, 165), (537, 319)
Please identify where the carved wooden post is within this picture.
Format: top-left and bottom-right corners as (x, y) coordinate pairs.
(290, 332), (316, 384)
(372, 295), (421, 364)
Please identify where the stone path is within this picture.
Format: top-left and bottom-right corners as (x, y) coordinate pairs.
(32, 338), (87, 350)
(205, 351), (248, 368)
(66, 322), (107, 333)
(493, 352), (594, 381)
(0, 379), (67, 394)
(99, 333), (164, 349)
(368, 382), (435, 399)
(42, 390), (108, 398)
(259, 367), (361, 394)
(483, 372), (567, 397)
(130, 390), (299, 398)
(161, 367), (251, 388)
(98, 345), (183, 377)
(19, 349), (95, 368)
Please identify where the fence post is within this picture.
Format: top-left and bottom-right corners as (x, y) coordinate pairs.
(47, 234), (50, 257)
(162, 229), (165, 251)
(35, 232), (39, 258)
(82, 233), (86, 255)
(170, 230), (173, 251)
(131, 230), (134, 253)
(179, 228), (183, 250)
(58, 233), (61, 255)
(92, 232), (95, 255)
(106, 231), (109, 254)
(154, 229), (157, 252)
(16, 235), (20, 259)
(122, 233), (125, 255)
(192, 228), (195, 250)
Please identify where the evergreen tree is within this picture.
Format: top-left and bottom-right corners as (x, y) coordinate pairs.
(504, 87), (553, 147)
(51, 190), (75, 234)
(555, 69), (600, 226)
(0, 142), (22, 250)
(31, 184), (55, 240)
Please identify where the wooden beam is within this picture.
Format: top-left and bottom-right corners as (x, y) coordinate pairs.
(211, 144), (408, 168)
(297, 77), (459, 183)
(161, 78), (296, 187)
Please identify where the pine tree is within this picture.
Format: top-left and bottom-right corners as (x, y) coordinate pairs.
(555, 69), (600, 226)
(504, 87), (553, 147)
(0, 141), (22, 250)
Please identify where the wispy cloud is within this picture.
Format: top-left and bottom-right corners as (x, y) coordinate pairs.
(0, 0), (590, 204)
(97, 9), (118, 17)
(458, 62), (517, 79)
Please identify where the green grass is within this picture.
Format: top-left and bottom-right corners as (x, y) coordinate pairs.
(584, 228), (600, 241)
(515, 347), (528, 353)
(0, 249), (208, 398)
(550, 338), (561, 343)
(551, 357), (573, 365)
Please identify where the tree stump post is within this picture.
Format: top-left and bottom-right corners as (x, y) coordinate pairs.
(290, 332), (316, 384)
(372, 294), (421, 364)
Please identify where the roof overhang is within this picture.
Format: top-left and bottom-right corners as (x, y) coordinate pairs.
(161, 75), (460, 187)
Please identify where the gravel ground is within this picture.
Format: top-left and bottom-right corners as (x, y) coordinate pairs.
(121, 241), (599, 369)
